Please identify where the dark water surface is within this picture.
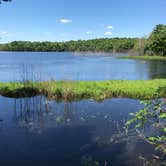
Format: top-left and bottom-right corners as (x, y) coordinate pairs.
(0, 52), (165, 165)
(0, 52), (166, 81)
(0, 96), (157, 166)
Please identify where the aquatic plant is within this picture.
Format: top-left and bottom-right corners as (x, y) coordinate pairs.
(126, 97), (166, 163)
(81, 156), (100, 166)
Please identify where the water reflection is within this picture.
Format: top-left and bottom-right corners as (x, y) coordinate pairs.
(147, 60), (166, 79)
(13, 96), (50, 133)
(13, 96), (132, 135)
(0, 52), (166, 81)
(0, 96), (161, 166)
(13, 96), (79, 132)
(133, 59), (166, 80)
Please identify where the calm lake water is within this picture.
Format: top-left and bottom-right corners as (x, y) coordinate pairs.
(0, 52), (165, 165)
(0, 52), (166, 81)
(0, 96), (157, 166)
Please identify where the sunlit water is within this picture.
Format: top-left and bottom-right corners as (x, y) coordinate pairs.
(0, 52), (166, 81)
(0, 96), (158, 166)
(0, 52), (165, 165)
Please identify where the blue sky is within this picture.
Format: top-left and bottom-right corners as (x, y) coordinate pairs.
(0, 0), (165, 43)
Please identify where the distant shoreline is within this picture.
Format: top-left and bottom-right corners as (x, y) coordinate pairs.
(0, 51), (128, 57)
(0, 38), (136, 52)
(121, 55), (166, 61)
(1, 51), (166, 60)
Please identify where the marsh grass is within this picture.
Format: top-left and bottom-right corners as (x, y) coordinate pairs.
(0, 79), (166, 100)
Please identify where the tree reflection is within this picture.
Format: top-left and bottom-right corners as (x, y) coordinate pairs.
(13, 96), (75, 133)
(134, 60), (166, 79)
(147, 60), (166, 79)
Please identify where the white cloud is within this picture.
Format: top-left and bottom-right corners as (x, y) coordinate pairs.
(0, 31), (11, 42)
(106, 25), (113, 29)
(59, 19), (72, 24)
(0, 31), (10, 40)
(86, 31), (92, 34)
(104, 31), (112, 36)
(0, 31), (9, 36)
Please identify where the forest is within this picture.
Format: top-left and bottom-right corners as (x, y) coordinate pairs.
(0, 38), (137, 52)
(0, 24), (165, 56)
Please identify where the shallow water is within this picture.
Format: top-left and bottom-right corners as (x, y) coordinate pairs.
(0, 96), (157, 166)
(0, 52), (166, 81)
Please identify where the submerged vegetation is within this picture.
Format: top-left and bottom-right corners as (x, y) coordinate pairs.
(0, 79), (166, 100)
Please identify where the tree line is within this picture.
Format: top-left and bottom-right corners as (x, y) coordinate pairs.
(0, 38), (137, 52)
(0, 24), (165, 55)
(132, 24), (166, 56)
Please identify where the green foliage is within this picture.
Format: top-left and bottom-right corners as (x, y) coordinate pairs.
(0, 24), (165, 56)
(0, 79), (166, 100)
(0, 38), (137, 52)
(126, 99), (166, 155)
(133, 38), (148, 55)
(147, 24), (166, 56)
(127, 24), (166, 57)
(81, 156), (100, 166)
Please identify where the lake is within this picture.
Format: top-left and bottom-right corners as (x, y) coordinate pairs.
(0, 96), (157, 166)
(0, 52), (165, 165)
(0, 52), (166, 82)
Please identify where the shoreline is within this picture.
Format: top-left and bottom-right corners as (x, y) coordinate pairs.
(0, 51), (165, 61)
(0, 79), (166, 101)
(120, 55), (166, 61)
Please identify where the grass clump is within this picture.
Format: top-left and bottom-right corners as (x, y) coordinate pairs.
(0, 79), (166, 100)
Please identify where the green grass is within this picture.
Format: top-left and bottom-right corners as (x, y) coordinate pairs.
(121, 55), (166, 61)
(0, 79), (166, 100)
